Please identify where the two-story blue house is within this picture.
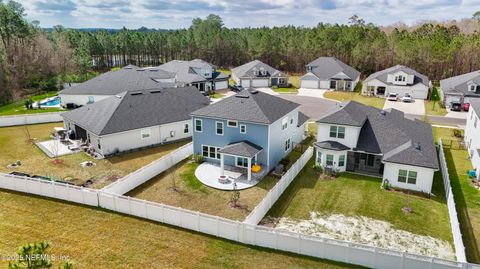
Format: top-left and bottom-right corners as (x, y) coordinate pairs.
(191, 89), (309, 181)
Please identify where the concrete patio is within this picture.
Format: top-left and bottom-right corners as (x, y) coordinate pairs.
(194, 162), (269, 190)
(36, 139), (81, 158)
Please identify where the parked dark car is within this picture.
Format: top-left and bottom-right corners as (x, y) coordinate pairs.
(450, 102), (462, 111)
(463, 103), (470, 112)
(230, 84), (244, 92)
(9, 172), (30, 177)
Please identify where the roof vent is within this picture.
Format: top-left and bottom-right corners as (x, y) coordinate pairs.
(380, 110), (386, 115)
(130, 91), (143, 96)
(149, 89), (161, 94)
(115, 94), (122, 99)
(137, 69), (145, 72)
(415, 142), (421, 150)
(250, 90), (259, 94)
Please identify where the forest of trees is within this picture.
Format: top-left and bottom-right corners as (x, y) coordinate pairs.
(1, 0), (480, 105)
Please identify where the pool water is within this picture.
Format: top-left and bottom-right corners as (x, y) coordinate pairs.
(41, 97), (60, 106)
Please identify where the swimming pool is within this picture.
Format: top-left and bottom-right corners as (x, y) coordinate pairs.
(41, 97), (61, 106)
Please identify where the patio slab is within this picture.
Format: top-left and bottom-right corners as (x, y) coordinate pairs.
(194, 162), (267, 190)
(36, 139), (81, 158)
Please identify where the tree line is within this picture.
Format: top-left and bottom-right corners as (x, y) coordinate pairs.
(1, 0), (480, 105)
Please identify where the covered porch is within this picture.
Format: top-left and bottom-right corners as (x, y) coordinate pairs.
(330, 79), (353, 91)
(218, 141), (263, 182)
(346, 151), (384, 177)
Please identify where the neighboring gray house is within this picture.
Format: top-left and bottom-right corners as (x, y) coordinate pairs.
(464, 99), (480, 180)
(440, 70), (480, 106)
(59, 65), (176, 107)
(315, 101), (438, 193)
(362, 65), (431, 99)
(191, 89), (309, 180)
(61, 86), (209, 157)
(300, 57), (360, 90)
(231, 60), (288, 88)
(159, 59), (229, 92)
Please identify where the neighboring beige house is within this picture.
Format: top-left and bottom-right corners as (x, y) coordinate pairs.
(61, 87), (209, 157)
(464, 99), (480, 180)
(300, 57), (360, 90)
(231, 60), (288, 88)
(362, 65), (431, 99)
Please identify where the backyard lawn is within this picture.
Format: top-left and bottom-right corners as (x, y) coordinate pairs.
(128, 148), (306, 221)
(266, 158), (452, 244)
(0, 123), (188, 188)
(323, 91), (385, 109)
(434, 127), (480, 263)
(0, 190), (365, 269)
(0, 91), (63, 116)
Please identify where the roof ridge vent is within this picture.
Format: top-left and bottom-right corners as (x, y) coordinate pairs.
(380, 110), (386, 115)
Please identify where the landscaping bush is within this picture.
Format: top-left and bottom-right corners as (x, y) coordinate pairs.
(279, 157), (291, 167)
(453, 129), (463, 138)
(193, 154), (204, 164)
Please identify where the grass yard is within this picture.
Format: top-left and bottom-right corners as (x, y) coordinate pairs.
(266, 158), (452, 244)
(323, 91), (386, 109)
(128, 148), (307, 221)
(209, 92), (226, 99)
(434, 127), (480, 263)
(425, 100), (447, 116)
(0, 91), (63, 116)
(272, 87), (298, 94)
(0, 123), (188, 188)
(0, 190), (365, 269)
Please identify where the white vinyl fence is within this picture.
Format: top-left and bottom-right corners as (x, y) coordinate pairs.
(244, 146), (313, 225)
(438, 138), (467, 263)
(101, 143), (193, 195)
(0, 112), (63, 127)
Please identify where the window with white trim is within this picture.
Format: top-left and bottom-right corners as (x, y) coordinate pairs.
(216, 121), (224, 135)
(284, 138), (291, 152)
(279, 77), (286, 85)
(326, 154), (334, 166)
(329, 125), (345, 139)
(338, 155), (346, 167)
(202, 145), (221, 160)
(290, 118), (293, 125)
(195, 119), (202, 132)
(475, 116), (478, 128)
(282, 117), (288, 130)
(316, 151), (322, 164)
(398, 169), (417, 184)
(183, 123), (189, 133)
(240, 124), (247, 134)
(141, 129), (151, 139)
(236, 157), (249, 168)
(227, 120), (238, 128)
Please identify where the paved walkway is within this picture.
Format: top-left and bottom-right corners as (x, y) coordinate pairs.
(194, 162), (266, 190)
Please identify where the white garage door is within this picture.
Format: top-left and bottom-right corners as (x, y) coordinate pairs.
(251, 79), (269, 87)
(387, 87), (427, 100)
(300, 79), (319, 89)
(215, 81), (228, 90)
(240, 79), (251, 88)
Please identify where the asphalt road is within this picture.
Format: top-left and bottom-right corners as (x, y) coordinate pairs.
(278, 94), (467, 127)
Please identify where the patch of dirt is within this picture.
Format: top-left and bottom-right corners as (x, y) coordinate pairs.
(271, 213), (455, 260)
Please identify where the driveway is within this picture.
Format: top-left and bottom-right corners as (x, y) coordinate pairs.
(277, 95), (338, 120)
(383, 99), (425, 116)
(298, 88), (327, 98)
(445, 111), (468, 119)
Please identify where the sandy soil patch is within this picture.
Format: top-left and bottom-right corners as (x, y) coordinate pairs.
(265, 212), (455, 260)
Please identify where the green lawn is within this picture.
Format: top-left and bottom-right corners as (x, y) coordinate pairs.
(272, 87), (299, 94)
(209, 92), (226, 99)
(0, 190), (365, 269)
(323, 91), (386, 109)
(128, 147), (307, 221)
(425, 100), (447, 116)
(267, 157), (452, 243)
(0, 123), (187, 188)
(434, 127), (480, 263)
(0, 91), (63, 116)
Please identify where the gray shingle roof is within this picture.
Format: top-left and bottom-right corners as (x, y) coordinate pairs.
(159, 59), (228, 84)
(364, 65), (429, 87)
(231, 60), (285, 79)
(61, 86), (209, 136)
(219, 141), (263, 158)
(305, 57), (360, 81)
(59, 65), (176, 95)
(298, 112), (309, 127)
(191, 89), (299, 125)
(317, 101), (438, 169)
(315, 141), (350, 151)
(470, 99), (480, 115)
(440, 70), (480, 96)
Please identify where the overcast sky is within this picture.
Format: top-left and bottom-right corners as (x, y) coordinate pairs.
(19, 0), (480, 29)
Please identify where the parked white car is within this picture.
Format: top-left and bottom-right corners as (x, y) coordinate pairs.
(401, 93), (412, 103)
(387, 93), (398, 101)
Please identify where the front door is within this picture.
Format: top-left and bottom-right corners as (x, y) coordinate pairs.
(330, 80), (337, 90)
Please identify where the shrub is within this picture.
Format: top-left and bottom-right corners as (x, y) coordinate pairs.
(279, 157), (291, 167)
(312, 164), (323, 173)
(193, 154), (204, 163)
(453, 129), (462, 138)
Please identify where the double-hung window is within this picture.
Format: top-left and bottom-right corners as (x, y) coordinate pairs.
(316, 151), (322, 164)
(236, 157), (249, 168)
(326, 154), (334, 166)
(329, 126), (345, 139)
(195, 119), (202, 132)
(284, 138), (291, 152)
(240, 124), (247, 134)
(398, 169), (417, 184)
(183, 123), (189, 133)
(202, 145), (221, 160)
(282, 117), (288, 130)
(216, 121), (224, 135)
(338, 155), (346, 167)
